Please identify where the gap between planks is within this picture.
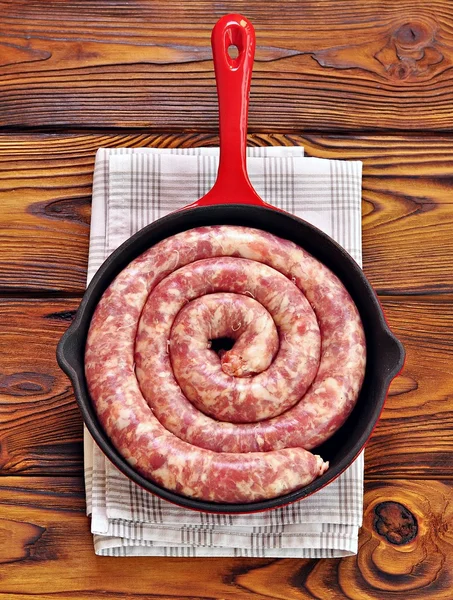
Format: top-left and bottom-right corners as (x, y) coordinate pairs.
(3, 126), (453, 138)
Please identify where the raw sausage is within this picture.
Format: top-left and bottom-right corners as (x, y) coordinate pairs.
(85, 225), (366, 503)
(136, 258), (321, 423)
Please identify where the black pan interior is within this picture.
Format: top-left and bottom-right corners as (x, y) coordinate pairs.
(57, 205), (405, 513)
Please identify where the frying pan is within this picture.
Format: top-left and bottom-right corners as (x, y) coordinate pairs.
(57, 14), (405, 513)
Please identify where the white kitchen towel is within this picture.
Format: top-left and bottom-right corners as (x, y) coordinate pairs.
(85, 145), (364, 557)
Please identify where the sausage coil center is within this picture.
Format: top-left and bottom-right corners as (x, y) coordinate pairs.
(85, 226), (366, 503)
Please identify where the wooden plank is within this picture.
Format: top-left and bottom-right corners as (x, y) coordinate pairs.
(0, 296), (452, 478)
(367, 296), (453, 478)
(0, 132), (452, 295)
(0, 477), (451, 599)
(0, 1), (453, 131)
(303, 134), (453, 295)
(0, 298), (83, 474)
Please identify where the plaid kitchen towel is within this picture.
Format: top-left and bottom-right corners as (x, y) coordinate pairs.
(85, 145), (364, 557)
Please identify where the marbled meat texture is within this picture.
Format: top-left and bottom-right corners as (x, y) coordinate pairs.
(85, 226), (366, 503)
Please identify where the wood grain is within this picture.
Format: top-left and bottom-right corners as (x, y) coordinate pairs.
(0, 1), (453, 130)
(0, 296), (451, 478)
(366, 296), (453, 478)
(0, 298), (82, 473)
(0, 477), (451, 599)
(0, 132), (452, 295)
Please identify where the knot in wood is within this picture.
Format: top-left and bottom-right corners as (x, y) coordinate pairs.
(375, 17), (442, 81)
(387, 61), (412, 81)
(374, 501), (418, 545)
(395, 22), (433, 51)
(0, 372), (55, 397)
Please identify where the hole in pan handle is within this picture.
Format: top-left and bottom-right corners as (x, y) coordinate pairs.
(186, 14), (274, 209)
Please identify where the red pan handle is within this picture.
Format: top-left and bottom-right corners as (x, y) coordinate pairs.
(193, 14), (268, 207)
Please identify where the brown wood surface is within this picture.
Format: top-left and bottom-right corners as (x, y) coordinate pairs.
(0, 1), (453, 131)
(0, 298), (82, 474)
(0, 132), (452, 295)
(0, 478), (451, 599)
(1, 1), (452, 598)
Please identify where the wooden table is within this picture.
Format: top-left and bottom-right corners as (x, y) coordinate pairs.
(1, 1), (452, 598)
